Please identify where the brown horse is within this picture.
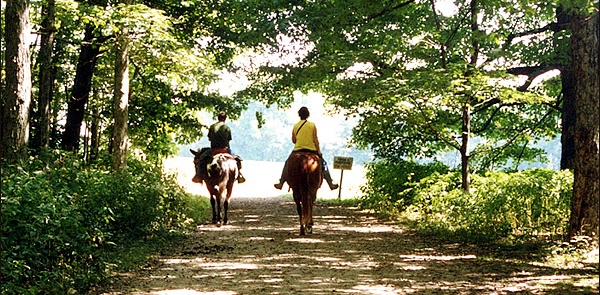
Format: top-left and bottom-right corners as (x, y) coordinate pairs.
(190, 148), (239, 225)
(286, 151), (323, 235)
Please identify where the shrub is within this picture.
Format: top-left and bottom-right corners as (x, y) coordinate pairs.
(1, 151), (203, 294)
(359, 159), (449, 215)
(407, 169), (573, 243)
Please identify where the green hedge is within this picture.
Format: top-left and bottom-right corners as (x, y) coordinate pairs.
(1, 152), (203, 295)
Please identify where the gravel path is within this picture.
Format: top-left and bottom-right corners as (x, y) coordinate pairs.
(98, 194), (598, 295)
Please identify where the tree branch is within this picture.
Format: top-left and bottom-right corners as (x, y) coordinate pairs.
(366, 0), (415, 22)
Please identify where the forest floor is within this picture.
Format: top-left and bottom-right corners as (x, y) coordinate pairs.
(97, 158), (599, 295)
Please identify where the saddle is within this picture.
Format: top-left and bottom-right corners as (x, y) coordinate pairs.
(210, 147), (230, 156)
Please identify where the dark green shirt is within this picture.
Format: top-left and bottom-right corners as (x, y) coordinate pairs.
(208, 121), (232, 149)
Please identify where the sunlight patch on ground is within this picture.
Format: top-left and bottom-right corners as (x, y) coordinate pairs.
(286, 237), (326, 243)
(351, 284), (409, 294)
(399, 254), (477, 261)
(151, 290), (235, 295)
(331, 225), (399, 233)
(192, 262), (259, 270)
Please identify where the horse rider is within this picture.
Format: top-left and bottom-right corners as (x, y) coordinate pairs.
(201, 111), (246, 183)
(274, 106), (339, 190)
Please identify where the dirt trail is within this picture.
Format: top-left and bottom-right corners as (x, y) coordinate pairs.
(99, 194), (598, 295)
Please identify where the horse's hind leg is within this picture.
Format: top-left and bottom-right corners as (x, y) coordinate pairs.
(302, 198), (312, 234)
(294, 195), (305, 235)
(306, 191), (317, 234)
(210, 196), (218, 224)
(223, 188), (232, 225)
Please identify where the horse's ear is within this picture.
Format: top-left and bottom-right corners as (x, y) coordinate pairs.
(190, 149), (198, 156)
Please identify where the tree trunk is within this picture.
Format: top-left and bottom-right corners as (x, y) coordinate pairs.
(1, 0), (32, 164)
(112, 26), (130, 172)
(557, 6), (577, 170)
(89, 90), (100, 162)
(32, 0), (56, 152)
(61, 25), (100, 152)
(560, 66), (577, 170)
(568, 11), (599, 242)
(461, 102), (471, 192)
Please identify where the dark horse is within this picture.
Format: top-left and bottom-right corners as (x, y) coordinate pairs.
(286, 151), (323, 235)
(190, 148), (239, 225)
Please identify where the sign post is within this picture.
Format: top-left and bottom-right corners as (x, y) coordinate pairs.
(333, 156), (353, 200)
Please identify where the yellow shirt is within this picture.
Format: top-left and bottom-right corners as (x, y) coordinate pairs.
(292, 120), (317, 151)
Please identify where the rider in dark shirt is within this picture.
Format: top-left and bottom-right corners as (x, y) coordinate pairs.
(204, 111), (245, 183)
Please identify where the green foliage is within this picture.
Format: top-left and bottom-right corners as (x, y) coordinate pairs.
(406, 169), (573, 243)
(1, 151), (207, 294)
(359, 159), (449, 215)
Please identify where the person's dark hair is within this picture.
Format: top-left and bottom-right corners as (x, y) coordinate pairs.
(298, 107), (310, 119)
(218, 111), (227, 121)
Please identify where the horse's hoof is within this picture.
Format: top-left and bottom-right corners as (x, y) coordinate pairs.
(306, 225), (313, 234)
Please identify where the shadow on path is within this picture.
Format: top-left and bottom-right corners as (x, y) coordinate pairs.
(99, 196), (599, 295)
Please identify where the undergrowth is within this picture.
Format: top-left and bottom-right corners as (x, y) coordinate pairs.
(359, 160), (573, 244)
(1, 151), (210, 295)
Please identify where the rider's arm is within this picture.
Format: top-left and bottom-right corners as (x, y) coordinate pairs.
(292, 128), (297, 144)
(313, 126), (321, 156)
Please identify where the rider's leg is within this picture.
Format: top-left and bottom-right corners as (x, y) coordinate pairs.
(322, 159), (339, 190)
(229, 149), (246, 183)
(274, 156), (290, 189)
(236, 158), (246, 183)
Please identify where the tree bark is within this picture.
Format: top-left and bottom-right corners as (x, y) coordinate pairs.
(461, 102), (471, 192)
(568, 11), (599, 242)
(61, 25), (101, 152)
(557, 6), (577, 170)
(1, 0), (32, 164)
(32, 0), (56, 152)
(560, 65), (577, 170)
(112, 26), (130, 172)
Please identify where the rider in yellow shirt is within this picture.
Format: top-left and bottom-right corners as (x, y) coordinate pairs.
(274, 106), (339, 190)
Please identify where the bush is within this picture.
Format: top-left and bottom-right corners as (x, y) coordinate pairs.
(1, 151), (204, 295)
(407, 169), (573, 243)
(359, 159), (449, 215)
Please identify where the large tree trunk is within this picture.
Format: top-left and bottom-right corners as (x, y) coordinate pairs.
(31, 0), (56, 152)
(568, 11), (599, 242)
(111, 26), (130, 172)
(1, 0), (32, 164)
(560, 66), (577, 170)
(61, 25), (100, 152)
(557, 6), (577, 170)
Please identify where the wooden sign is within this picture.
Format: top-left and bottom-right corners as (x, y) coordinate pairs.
(333, 156), (353, 170)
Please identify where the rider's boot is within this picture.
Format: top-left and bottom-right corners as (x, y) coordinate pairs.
(323, 166), (339, 190)
(274, 162), (288, 190)
(237, 172), (246, 183)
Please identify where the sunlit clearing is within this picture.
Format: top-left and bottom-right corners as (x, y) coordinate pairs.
(153, 289), (235, 295)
